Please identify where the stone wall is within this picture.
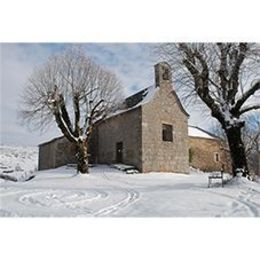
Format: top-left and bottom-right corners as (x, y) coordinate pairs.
(38, 139), (57, 170)
(97, 107), (142, 170)
(189, 136), (231, 172)
(141, 82), (189, 173)
(38, 137), (77, 170)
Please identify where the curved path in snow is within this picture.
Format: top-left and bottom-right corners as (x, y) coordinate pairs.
(0, 166), (141, 217)
(92, 167), (140, 216)
(201, 186), (260, 217)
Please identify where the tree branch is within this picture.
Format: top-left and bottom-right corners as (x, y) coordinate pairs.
(240, 105), (260, 115)
(178, 43), (226, 124)
(217, 43), (230, 99)
(59, 94), (73, 133)
(228, 43), (248, 102)
(49, 85), (76, 143)
(232, 80), (260, 114)
(83, 99), (104, 136)
(73, 93), (81, 137)
(53, 106), (77, 143)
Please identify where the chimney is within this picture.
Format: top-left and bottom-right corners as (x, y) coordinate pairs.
(154, 62), (172, 87)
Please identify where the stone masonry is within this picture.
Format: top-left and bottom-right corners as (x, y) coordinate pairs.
(141, 63), (189, 173)
(94, 62), (190, 173)
(189, 136), (231, 172)
(97, 107), (142, 169)
(38, 137), (77, 170)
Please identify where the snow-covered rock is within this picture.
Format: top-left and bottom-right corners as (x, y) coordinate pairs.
(0, 145), (38, 181)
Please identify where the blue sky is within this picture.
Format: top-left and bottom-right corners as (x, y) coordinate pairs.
(0, 43), (211, 146)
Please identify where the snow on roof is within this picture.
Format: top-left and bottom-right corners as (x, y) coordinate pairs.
(125, 85), (158, 108)
(38, 136), (64, 146)
(188, 126), (218, 140)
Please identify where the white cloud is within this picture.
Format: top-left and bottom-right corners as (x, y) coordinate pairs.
(84, 43), (156, 96)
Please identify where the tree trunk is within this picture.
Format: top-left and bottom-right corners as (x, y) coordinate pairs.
(77, 140), (89, 174)
(225, 126), (249, 176)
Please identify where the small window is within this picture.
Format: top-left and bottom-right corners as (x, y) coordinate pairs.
(162, 124), (173, 142)
(189, 148), (193, 163)
(162, 67), (170, 80)
(214, 152), (220, 162)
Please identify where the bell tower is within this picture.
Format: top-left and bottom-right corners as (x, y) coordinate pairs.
(154, 62), (172, 87)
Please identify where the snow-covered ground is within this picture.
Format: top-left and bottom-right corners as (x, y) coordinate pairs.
(1, 166), (260, 217)
(1, 145), (260, 217)
(0, 145), (38, 182)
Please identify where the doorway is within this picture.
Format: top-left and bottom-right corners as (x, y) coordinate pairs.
(116, 142), (123, 163)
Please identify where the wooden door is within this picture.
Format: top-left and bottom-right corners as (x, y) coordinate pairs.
(116, 142), (123, 163)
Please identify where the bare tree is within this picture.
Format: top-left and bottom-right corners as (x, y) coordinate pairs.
(155, 43), (260, 176)
(20, 47), (123, 173)
(210, 113), (260, 175)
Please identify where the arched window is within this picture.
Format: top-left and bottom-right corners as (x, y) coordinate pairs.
(214, 152), (220, 162)
(162, 67), (170, 80)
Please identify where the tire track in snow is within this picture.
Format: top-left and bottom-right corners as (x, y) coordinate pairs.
(238, 189), (260, 214)
(0, 189), (29, 198)
(0, 208), (18, 217)
(63, 189), (109, 214)
(202, 188), (259, 217)
(1, 165), (140, 216)
(18, 189), (109, 212)
(93, 189), (139, 216)
(91, 167), (140, 216)
(1, 171), (140, 216)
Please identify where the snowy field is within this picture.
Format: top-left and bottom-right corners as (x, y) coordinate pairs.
(1, 146), (260, 217)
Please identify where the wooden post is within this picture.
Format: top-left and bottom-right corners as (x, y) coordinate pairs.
(221, 163), (225, 187)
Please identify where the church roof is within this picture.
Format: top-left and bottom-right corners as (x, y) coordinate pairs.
(125, 85), (189, 117)
(105, 84), (189, 120)
(104, 85), (158, 120)
(124, 85), (157, 108)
